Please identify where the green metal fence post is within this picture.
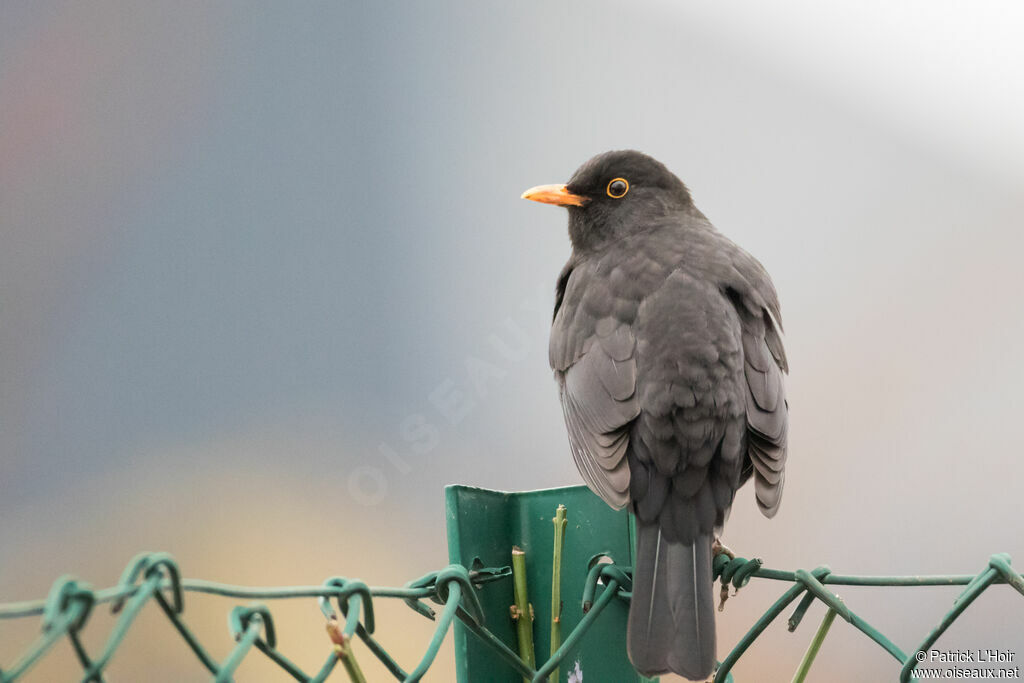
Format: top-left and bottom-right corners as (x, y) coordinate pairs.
(445, 484), (658, 683)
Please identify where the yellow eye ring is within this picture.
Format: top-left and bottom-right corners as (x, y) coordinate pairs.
(606, 178), (629, 198)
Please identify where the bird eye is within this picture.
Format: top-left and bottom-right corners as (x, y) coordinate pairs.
(606, 178), (629, 198)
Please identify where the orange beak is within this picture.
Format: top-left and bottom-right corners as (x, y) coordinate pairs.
(520, 184), (588, 207)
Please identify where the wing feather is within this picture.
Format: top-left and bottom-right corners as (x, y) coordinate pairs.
(739, 310), (788, 518)
(558, 324), (640, 509)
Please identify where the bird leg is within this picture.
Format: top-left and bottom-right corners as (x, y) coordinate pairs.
(712, 536), (736, 612)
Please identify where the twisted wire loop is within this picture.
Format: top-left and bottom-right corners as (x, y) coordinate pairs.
(0, 577), (96, 681)
(1, 550), (1022, 682)
(709, 552), (1024, 683)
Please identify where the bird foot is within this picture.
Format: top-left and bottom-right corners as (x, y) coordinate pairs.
(711, 536), (736, 560)
(712, 536), (737, 612)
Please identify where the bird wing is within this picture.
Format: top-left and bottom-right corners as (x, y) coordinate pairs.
(701, 227), (788, 518)
(551, 262), (640, 509)
(723, 279), (788, 518)
(741, 310), (788, 516)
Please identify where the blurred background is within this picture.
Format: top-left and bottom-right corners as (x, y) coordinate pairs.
(2, 1), (1023, 681)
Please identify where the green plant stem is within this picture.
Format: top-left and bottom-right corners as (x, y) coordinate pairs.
(511, 546), (535, 682)
(326, 619), (367, 683)
(549, 505), (567, 682)
(791, 607), (838, 683)
(338, 639), (367, 683)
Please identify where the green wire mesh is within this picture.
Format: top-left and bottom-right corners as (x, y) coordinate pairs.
(2, 487), (1023, 682)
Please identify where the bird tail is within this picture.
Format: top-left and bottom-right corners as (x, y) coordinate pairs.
(627, 522), (716, 680)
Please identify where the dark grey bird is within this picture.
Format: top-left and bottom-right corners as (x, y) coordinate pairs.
(522, 151), (788, 680)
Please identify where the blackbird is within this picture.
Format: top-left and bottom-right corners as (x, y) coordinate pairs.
(522, 150), (788, 680)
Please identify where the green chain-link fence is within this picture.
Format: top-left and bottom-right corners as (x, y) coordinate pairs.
(2, 485), (1022, 682)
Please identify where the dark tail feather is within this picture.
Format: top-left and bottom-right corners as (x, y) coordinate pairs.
(627, 523), (715, 680)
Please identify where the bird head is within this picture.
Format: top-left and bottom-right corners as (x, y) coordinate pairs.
(521, 150), (693, 251)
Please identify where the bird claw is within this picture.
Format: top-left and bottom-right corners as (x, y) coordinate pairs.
(713, 536), (737, 612)
(711, 536), (736, 560)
